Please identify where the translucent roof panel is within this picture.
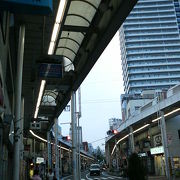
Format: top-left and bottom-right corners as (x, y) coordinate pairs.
(56, 47), (75, 62)
(65, 1), (98, 26)
(55, 0), (102, 66)
(58, 38), (79, 54)
(41, 90), (58, 106)
(65, 15), (90, 27)
(61, 31), (84, 45)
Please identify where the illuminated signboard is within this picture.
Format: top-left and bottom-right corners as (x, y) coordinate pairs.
(150, 146), (164, 155)
(38, 63), (62, 78)
(36, 157), (44, 164)
(0, 0), (52, 15)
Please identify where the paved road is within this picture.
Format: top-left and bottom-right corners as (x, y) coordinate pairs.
(62, 171), (124, 180)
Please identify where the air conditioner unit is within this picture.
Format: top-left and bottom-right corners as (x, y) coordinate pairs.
(30, 122), (41, 130)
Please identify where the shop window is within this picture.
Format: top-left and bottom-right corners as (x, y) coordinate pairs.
(0, 12), (8, 44)
(178, 129), (180, 139)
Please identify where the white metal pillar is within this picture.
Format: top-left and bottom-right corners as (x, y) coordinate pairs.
(55, 118), (60, 180)
(20, 97), (24, 161)
(129, 126), (135, 154)
(0, 125), (3, 178)
(115, 139), (119, 170)
(33, 138), (36, 163)
(68, 148), (71, 173)
(13, 25), (25, 180)
(160, 111), (170, 179)
(59, 143), (62, 177)
(47, 131), (52, 169)
(71, 91), (77, 180)
(108, 143), (111, 171)
(77, 88), (81, 180)
(77, 113), (81, 180)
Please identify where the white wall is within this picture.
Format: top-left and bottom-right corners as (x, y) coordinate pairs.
(166, 115), (180, 157)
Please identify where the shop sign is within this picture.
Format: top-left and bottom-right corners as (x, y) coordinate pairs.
(167, 133), (173, 145)
(150, 146), (164, 155)
(153, 134), (162, 147)
(0, 0), (52, 15)
(138, 152), (147, 157)
(36, 157), (44, 164)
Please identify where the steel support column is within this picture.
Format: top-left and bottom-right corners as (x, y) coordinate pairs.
(71, 91), (77, 179)
(129, 126), (135, 154)
(0, 125), (3, 178)
(20, 97), (24, 161)
(160, 111), (170, 179)
(115, 139), (119, 170)
(55, 118), (60, 180)
(59, 143), (62, 177)
(47, 131), (52, 169)
(13, 25), (25, 180)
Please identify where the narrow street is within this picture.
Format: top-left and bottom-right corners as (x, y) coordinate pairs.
(62, 171), (124, 180)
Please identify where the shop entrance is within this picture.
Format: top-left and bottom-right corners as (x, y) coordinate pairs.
(154, 155), (166, 176)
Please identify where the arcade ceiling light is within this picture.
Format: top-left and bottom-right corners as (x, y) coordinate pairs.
(48, 0), (67, 55)
(111, 107), (180, 155)
(34, 80), (46, 118)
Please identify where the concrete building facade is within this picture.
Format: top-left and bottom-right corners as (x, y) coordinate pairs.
(120, 0), (180, 94)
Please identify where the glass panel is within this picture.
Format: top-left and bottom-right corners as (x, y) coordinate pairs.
(65, 16), (89, 27)
(58, 39), (79, 53)
(41, 90), (58, 106)
(56, 48), (75, 61)
(61, 31), (84, 44)
(68, 1), (96, 22)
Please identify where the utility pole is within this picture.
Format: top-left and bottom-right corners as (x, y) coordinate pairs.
(129, 126), (135, 153)
(160, 111), (170, 179)
(47, 131), (52, 169)
(71, 91), (77, 180)
(55, 118), (60, 180)
(115, 139), (119, 170)
(77, 87), (81, 180)
(13, 25), (25, 180)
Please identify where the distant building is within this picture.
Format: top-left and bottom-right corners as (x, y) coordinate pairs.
(88, 143), (94, 154)
(109, 118), (122, 130)
(121, 90), (167, 121)
(82, 142), (88, 152)
(69, 126), (82, 145)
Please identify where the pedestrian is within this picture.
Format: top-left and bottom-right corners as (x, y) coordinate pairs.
(47, 168), (54, 180)
(32, 169), (42, 180)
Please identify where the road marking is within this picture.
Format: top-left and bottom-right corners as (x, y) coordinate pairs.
(62, 175), (72, 180)
(102, 172), (123, 179)
(86, 172), (93, 180)
(107, 177), (115, 179)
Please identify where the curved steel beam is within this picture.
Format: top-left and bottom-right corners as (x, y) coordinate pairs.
(60, 37), (81, 46)
(57, 46), (77, 55)
(66, 14), (90, 25)
(71, 0), (97, 10)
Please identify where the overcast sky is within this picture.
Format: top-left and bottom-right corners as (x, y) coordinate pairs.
(58, 31), (124, 149)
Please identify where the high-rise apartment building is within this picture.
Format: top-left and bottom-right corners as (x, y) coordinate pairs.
(120, 0), (180, 94)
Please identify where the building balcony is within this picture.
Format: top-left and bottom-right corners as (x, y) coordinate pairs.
(129, 81), (179, 88)
(125, 37), (179, 43)
(129, 68), (180, 74)
(126, 49), (180, 56)
(125, 42), (180, 49)
(126, 14), (175, 21)
(128, 62), (180, 68)
(129, 75), (180, 81)
(125, 31), (178, 37)
(127, 55), (180, 62)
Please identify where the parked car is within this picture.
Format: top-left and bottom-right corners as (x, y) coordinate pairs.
(89, 164), (101, 176)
